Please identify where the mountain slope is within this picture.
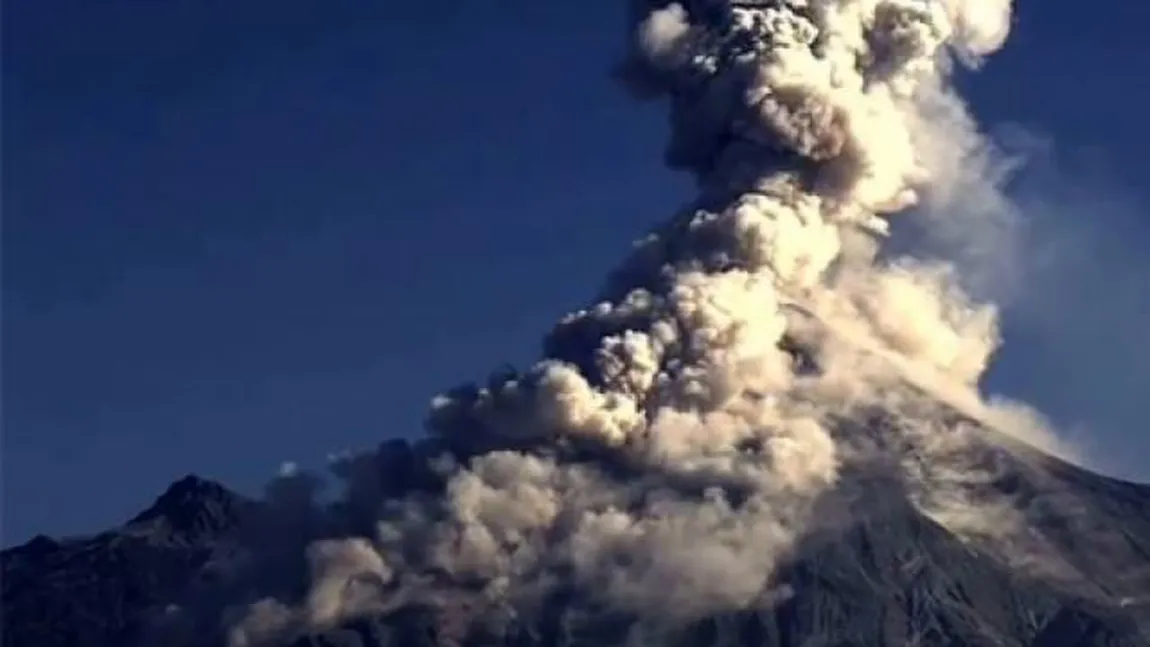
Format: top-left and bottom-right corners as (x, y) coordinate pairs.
(1, 475), (255, 647)
(4, 435), (1149, 647)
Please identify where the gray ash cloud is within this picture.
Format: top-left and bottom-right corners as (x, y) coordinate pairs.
(173, 2), (1115, 645)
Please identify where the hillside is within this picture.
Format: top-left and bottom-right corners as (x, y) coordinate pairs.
(5, 427), (1149, 647)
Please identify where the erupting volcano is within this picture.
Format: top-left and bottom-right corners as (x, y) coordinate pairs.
(4, 2), (1149, 646)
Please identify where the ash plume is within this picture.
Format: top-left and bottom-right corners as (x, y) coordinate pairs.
(210, 1), (1101, 644)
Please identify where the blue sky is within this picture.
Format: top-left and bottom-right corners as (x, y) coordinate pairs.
(3, 1), (1149, 545)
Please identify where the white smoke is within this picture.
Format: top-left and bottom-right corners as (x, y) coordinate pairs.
(223, 1), (1084, 643)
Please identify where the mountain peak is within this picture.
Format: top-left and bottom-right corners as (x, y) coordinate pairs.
(127, 473), (252, 542)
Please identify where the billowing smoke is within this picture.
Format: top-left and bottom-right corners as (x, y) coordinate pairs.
(209, 1), (1087, 644)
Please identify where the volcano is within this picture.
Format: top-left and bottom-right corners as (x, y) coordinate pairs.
(6, 0), (1150, 645)
(3, 429), (1150, 647)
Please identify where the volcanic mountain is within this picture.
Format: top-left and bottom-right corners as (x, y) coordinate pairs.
(6, 0), (1150, 646)
(4, 429), (1150, 647)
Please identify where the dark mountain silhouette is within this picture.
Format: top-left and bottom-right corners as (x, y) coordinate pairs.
(1, 475), (255, 647)
(4, 429), (1150, 647)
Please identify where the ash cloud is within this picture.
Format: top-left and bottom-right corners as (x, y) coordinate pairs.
(191, 1), (1113, 644)
(983, 138), (1150, 480)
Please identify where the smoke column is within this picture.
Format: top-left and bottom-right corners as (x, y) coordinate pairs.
(220, 1), (1077, 644)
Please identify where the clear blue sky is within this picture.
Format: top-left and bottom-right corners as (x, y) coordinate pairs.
(4, 1), (1149, 545)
